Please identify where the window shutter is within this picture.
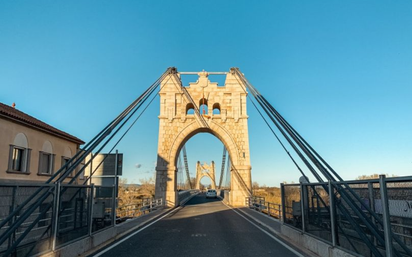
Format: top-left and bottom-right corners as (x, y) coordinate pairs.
(26, 148), (32, 173)
(38, 151), (43, 174)
(51, 154), (55, 174)
(8, 145), (14, 171)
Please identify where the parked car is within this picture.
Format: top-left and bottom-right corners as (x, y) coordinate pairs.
(206, 189), (217, 199)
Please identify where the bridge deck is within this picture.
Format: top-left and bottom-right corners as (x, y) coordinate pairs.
(91, 194), (312, 257)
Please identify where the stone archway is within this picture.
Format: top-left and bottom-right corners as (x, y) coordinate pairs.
(195, 161), (216, 190)
(155, 69), (252, 207)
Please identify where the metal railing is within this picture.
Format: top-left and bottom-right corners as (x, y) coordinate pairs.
(116, 198), (162, 222)
(0, 182), (162, 256)
(178, 190), (199, 205)
(246, 196), (283, 220)
(246, 175), (412, 257)
(246, 176), (412, 256)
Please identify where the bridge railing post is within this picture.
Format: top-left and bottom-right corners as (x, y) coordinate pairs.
(88, 184), (95, 236)
(278, 204), (281, 220)
(379, 175), (393, 257)
(8, 186), (17, 251)
(300, 183), (306, 232)
(368, 181), (377, 251)
(51, 182), (61, 251)
(111, 185), (116, 227)
(280, 183), (285, 223)
(328, 180), (337, 247)
(112, 150), (118, 226)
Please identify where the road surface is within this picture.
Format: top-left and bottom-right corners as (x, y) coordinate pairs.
(93, 193), (306, 257)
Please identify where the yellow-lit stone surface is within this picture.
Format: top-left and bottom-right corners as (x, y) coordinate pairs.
(155, 69), (252, 207)
(195, 161), (216, 189)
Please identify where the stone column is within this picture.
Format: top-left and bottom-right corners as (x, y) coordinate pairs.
(165, 168), (177, 207)
(230, 165), (252, 206)
(155, 166), (177, 207)
(155, 168), (167, 202)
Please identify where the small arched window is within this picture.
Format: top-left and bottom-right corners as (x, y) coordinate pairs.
(62, 147), (73, 177)
(39, 140), (55, 175)
(199, 98), (208, 115)
(212, 103), (221, 115)
(186, 103), (195, 114)
(8, 133), (31, 173)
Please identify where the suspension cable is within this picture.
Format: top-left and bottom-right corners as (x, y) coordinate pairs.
(232, 68), (411, 256)
(0, 68), (174, 249)
(218, 146), (227, 189)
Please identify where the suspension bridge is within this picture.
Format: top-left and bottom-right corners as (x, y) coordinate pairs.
(0, 68), (411, 257)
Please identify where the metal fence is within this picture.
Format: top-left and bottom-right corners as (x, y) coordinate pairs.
(282, 176), (412, 256)
(247, 175), (412, 257)
(116, 198), (162, 222)
(246, 196), (283, 220)
(0, 184), (55, 256)
(0, 183), (162, 256)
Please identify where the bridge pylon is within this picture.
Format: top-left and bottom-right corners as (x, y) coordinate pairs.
(155, 68), (252, 207)
(195, 161), (216, 190)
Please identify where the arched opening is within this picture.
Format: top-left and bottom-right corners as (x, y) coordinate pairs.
(199, 98), (208, 115)
(212, 103), (221, 115)
(186, 103), (195, 114)
(199, 176), (212, 190)
(157, 119), (251, 207)
(173, 132), (230, 192)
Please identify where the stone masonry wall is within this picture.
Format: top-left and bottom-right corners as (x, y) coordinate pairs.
(155, 70), (252, 206)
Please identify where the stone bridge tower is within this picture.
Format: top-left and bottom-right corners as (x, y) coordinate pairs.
(155, 68), (252, 207)
(195, 161), (216, 190)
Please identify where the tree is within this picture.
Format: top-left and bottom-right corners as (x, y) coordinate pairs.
(252, 181), (260, 195)
(138, 177), (155, 198)
(252, 181), (259, 189)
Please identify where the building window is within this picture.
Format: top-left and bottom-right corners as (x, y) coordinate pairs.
(212, 103), (221, 115)
(13, 147), (24, 171)
(199, 98), (208, 115)
(78, 163), (85, 180)
(200, 104), (208, 114)
(38, 151), (55, 175)
(61, 156), (72, 177)
(186, 103), (195, 114)
(7, 145), (31, 173)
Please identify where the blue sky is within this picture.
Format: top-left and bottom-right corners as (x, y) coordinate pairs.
(1, 1), (411, 186)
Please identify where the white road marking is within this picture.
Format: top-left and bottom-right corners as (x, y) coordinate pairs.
(94, 197), (304, 257)
(220, 200), (305, 257)
(191, 233), (207, 237)
(92, 207), (182, 257)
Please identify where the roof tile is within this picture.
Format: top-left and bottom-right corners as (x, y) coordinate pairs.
(0, 102), (84, 145)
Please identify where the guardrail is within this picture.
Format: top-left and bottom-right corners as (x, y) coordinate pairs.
(0, 182), (162, 256)
(282, 177), (412, 256)
(247, 175), (412, 257)
(117, 198), (162, 222)
(246, 196), (283, 220)
(178, 190), (199, 205)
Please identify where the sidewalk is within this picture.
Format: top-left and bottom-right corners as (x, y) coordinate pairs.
(236, 207), (318, 257)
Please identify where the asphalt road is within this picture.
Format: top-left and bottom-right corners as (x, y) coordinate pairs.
(93, 194), (304, 257)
